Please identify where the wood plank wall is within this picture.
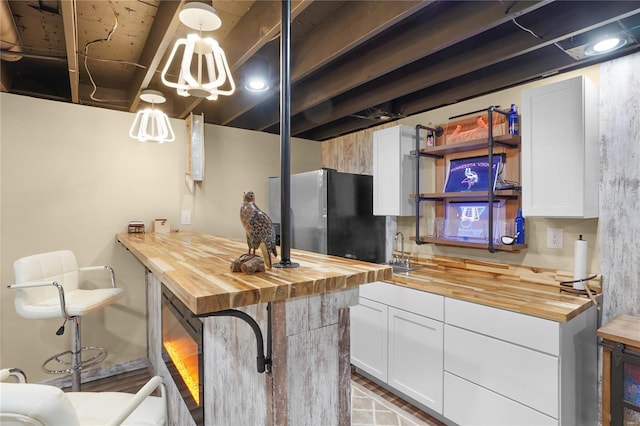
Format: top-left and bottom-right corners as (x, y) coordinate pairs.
(599, 52), (640, 323)
(321, 122), (396, 174)
(321, 122), (399, 262)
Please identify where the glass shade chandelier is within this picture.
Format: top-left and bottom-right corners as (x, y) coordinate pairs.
(161, 2), (235, 100)
(129, 90), (176, 143)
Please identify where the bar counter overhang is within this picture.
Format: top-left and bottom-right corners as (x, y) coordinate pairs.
(117, 232), (391, 425)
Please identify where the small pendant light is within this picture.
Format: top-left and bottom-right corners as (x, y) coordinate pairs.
(161, 2), (235, 100)
(129, 90), (176, 143)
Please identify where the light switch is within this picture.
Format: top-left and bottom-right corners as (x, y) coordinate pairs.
(181, 210), (192, 225)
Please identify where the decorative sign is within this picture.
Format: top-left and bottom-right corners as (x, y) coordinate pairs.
(444, 155), (502, 193)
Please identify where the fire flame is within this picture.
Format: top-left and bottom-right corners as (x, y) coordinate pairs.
(163, 338), (200, 405)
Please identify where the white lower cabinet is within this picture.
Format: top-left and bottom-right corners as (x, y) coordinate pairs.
(350, 282), (444, 414)
(388, 307), (443, 412)
(444, 324), (558, 419)
(351, 284), (597, 425)
(444, 297), (597, 426)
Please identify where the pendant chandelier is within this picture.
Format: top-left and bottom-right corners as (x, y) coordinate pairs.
(161, 2), (235, 100)
(129, 90), (176, 143)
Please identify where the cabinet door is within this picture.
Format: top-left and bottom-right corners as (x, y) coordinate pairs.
(350, 297), (388, 381)
(373, 125), (418, 216)
(521, 75), (599, 218)
(388, 307), (443, 413)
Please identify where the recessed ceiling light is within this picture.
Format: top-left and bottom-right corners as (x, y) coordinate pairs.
(246, 78), (269, 92)
(584, 36), (627, 56)
(244, 57), (271, 92)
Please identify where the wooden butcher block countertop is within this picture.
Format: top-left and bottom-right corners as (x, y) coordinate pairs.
(597, 315), (640, 347)
(117, 232), (392, 315)
(387, 256), (602, 323)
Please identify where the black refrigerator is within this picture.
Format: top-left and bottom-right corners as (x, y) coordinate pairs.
(268, 169), (386, 264)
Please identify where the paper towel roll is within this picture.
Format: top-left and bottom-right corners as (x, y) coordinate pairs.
(573, 236), (587, 290)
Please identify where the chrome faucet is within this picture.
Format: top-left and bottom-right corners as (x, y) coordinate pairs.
(394, 231), (405, 265)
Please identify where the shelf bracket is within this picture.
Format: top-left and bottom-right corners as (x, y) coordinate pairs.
(195, 302), (272, 374)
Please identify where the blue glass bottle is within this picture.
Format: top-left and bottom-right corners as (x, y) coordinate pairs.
(514, 208), (525, 244)
(508, 104), (519, 135)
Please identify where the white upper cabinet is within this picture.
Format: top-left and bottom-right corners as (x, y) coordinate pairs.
(373, 125), (421, 216)
(521, 75), (599, 218)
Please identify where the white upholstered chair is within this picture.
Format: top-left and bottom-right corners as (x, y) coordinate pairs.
(7, 250), (124, 391)
(0, 367), (167, 426)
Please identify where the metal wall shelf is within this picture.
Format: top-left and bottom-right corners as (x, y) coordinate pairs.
(413, 106), (525, 253)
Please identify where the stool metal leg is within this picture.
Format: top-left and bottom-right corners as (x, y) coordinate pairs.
(71, 316), (81, 392)
(41, 315), (108, 390)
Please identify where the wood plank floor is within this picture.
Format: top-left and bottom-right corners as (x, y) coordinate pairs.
(64, 367), (445, 425)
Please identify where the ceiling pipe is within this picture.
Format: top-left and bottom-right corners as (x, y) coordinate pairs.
(0, 0), (22, 61)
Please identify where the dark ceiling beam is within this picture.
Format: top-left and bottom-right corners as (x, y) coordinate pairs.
(301, 47), (578, 141)
(399, 53), (625, 119)
(204, 0), (432, 125)
(174, 0), (313, 119)
(238, 0), (547, 133)
(127, 0), (185, 113)
(225, 0), (312, 71)
(289, 1), (640, 136)
(292, 1), (432, 81)
(60, 0), (79, 103)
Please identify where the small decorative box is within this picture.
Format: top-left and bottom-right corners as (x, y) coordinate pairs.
(153, 219), (171, 234)
(128, 221), (145, 234)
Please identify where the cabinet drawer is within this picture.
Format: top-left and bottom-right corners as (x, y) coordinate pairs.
(360, 282), (443, 321)
(444, 372), (557, 426)
(445, 297), (559, 355)
(445, 324), (558, 418)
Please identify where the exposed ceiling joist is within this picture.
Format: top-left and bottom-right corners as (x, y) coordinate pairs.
(3, 0), (640, 141)
(60, 0), (79, 104)
(127, 0), (185, 113)
(231, 0), (548, 132)
(175, 0), (314, 119)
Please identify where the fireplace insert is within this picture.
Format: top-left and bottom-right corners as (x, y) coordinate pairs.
(161, 284), (204, 425)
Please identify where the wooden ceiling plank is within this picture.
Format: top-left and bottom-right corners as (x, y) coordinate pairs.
(208, 0), (433, 126)
(290, 1), (640, 136)
(128, 0), (185, 113)
(60, 0), (79, 104)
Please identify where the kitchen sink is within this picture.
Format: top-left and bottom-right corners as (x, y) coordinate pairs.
(384, 262), (421, 274)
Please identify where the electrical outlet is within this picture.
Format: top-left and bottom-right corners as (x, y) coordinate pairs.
(546, 228), (563, 249)
(181, 210), (192, 225)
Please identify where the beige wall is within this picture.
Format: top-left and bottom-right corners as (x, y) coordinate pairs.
(0, 93), (321, 382)
(323, 66), (601, 276)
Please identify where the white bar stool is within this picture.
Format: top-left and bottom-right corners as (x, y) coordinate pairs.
(7, 250), (124, 391)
